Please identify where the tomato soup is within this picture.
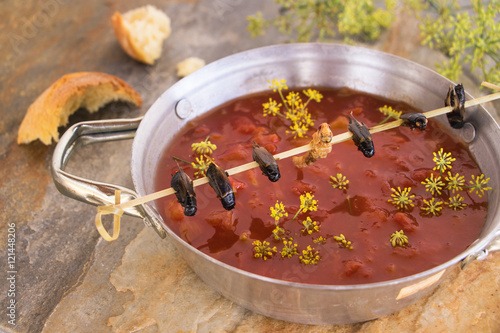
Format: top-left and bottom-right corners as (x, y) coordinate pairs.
(154, 87), (487, 285)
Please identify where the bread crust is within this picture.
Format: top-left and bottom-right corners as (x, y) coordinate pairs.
(111, 12), (145, 64)
(111, 6), (171, 65)
(17, 72), (142, 145)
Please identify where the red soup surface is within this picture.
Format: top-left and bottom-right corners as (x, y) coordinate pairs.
(155, 87), (488, 285)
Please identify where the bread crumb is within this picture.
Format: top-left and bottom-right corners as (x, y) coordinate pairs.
(176, 57), (206, 77)
(111, 5), (171, 65)
(17, 72), (142, 145)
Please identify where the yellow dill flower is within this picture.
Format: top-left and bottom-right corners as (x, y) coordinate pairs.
(390, 230), (408, 248)
(303, 88), (323, 103)
(469, 174), (492, 197)
(379, 105), (402, 119)
(313, 236), (327, 244)
(262, 98), (282, 117)
(388, 187), (415, 210)
(191, 155), (210, 178)
(191, 136), (217, 155)
(422, 174), (445, 196)
(299, 192), (318, 213)
(270, 201), (288, 222)
(301, 216), (320, 234)
(330, 173), (349, 190)
(421, 197), (443, 216)
(253, 240), (277, 261)
(280, 238), (299, 258)
(268, 78), (288, 92)
(299, 245), (320, 265)
(447, 194), (467, 210)
(445, 172), (465, 193)
(286, 91), (303, 108)
(333, 234), (353, 250)
(433, 148), (456, 173)
(286, 122), (308, 138)
(271, 226), (286, 240)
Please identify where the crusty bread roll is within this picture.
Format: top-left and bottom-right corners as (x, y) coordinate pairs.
(17, 72), (142, 145)
(176, 57), (206, 77)
(111, 5), (171, 65)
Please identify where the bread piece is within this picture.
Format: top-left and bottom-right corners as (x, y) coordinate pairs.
(176, 57), (206, 77)
(17, 72), (142, 145)
(111, 5), (171, 65)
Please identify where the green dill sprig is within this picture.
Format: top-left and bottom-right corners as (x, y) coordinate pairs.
(420, 0), (500, 86)
(247, 0), (395, 43)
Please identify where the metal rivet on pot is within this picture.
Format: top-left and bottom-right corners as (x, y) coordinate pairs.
(176, 99), (193, 119)
(460, 122), (476, 143)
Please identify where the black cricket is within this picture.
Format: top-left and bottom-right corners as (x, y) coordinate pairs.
(401, 112), (428, 131)
(252, 142), (281, 182)
(347, 115), (375, 158)
(445, 83), (466, 129)
(206, 162), (236, 210)
(171, 167), (197, 216)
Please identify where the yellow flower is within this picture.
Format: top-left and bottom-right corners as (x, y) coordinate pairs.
(253, 240), (277, 261)
(447, 194), (467, 210)
(469, 174), (492, 198)
(390, 230), (408, 248)
(270, 201), (288, 222)
(191, 136), (217, 155)
(378, 105), (402, 119)
(191, 155), (210, 178)
(303, 89), (323, 103)
(280, 238), (299, 258)
(299, 245), (320, 265)
(286, 92), (303, 108)
(388, 187), (415, 211)
(433, 148), (456, 173)
(330, 173), (349, 190)
(334, 234), (353, 250)
(299, 192), (318, 213)
(421, 197), (443, 216)
(422, 174), (445, 196)
(286, 122), (309, 138)
(301, 216), (320, 234)
(268, 78), (288, 92)
(262, 98), (282, 117)
(445, 172), (465, 193)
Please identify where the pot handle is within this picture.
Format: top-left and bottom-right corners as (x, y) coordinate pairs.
(51, 117), (166, 239)
(461, 228), (500, 269)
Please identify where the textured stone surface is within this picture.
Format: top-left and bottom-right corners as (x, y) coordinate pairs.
(0, 1), (499, 333)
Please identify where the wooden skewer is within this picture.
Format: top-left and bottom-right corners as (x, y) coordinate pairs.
(109, 86), (500, 212)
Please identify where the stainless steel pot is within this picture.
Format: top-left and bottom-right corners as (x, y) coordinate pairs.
(52, 43), (500, 325)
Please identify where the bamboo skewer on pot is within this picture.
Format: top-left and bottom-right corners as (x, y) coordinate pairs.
(95, 82), (500, 241)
